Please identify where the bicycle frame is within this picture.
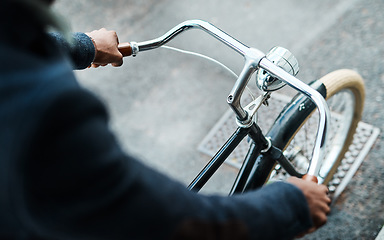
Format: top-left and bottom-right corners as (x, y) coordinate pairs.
(124, 20), (331, 192)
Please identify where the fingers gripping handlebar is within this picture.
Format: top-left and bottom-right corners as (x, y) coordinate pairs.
(117, 20), (330, 183)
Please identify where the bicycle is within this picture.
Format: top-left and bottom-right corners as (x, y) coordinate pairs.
(117, 19), (365, 198)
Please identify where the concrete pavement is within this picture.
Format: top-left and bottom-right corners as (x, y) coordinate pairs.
(54, 0), (384, 239)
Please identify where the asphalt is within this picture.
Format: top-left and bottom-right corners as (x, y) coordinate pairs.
(54, 0), (383, 239)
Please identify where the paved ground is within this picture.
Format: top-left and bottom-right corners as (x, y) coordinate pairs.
(54, 0), (383, 239)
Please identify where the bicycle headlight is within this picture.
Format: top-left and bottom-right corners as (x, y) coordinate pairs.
(256, 46), (299, 91)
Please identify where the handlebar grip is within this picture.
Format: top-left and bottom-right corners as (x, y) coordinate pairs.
(302, 174), (318, 183)
(118, 42), (132, 57)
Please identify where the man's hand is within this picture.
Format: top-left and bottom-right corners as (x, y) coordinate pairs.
(287, 177), (331, 237)
(86, 28), (123, 68)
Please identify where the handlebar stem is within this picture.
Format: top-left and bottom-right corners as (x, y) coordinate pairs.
(227, 50), (264, 121)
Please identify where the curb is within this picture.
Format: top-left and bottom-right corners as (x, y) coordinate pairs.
(376, 226), (384, 240)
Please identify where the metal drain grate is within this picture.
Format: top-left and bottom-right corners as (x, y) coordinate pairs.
(198, 93), (380, 200)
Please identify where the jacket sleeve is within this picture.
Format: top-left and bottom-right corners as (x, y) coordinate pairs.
(49, 32), (95, 70)
(23, 87), (312, 240)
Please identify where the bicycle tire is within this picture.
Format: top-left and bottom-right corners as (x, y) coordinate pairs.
(268, 69), (365, 185)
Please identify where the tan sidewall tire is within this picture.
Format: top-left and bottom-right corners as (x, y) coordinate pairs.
(318, 69), (365, 184)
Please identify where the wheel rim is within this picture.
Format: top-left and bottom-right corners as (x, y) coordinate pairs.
(272, 89), (355, 184)
(318, 89), (355, 182)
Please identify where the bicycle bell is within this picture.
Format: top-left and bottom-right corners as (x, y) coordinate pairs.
(255, 46), (299, 91)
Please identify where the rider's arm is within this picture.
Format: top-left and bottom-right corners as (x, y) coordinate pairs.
(49, 32), (95, 69)
(49, 29), (123, 70)
(21, 81), (314, 240)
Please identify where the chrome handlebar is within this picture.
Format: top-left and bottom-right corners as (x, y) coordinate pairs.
(129, 19), (330, 178)
(132, 20), (251, 56)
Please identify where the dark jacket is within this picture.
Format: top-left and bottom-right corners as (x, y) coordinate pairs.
(0, 2), (312, 239)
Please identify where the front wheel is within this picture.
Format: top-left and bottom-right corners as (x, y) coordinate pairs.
(268, 69), (365, 185)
